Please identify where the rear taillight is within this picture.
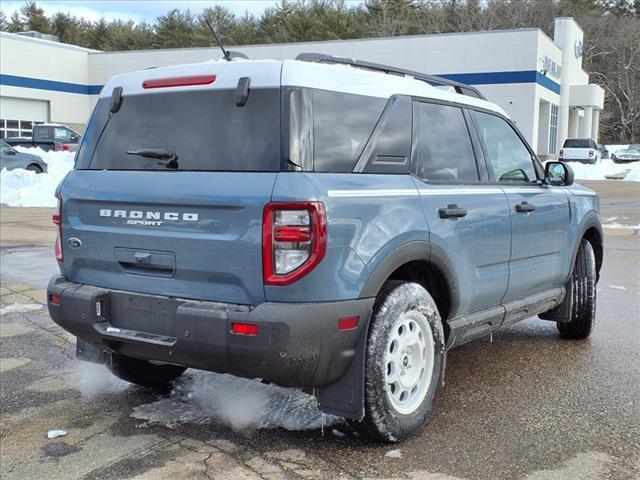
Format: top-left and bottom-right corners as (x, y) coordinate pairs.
(263, 202), (327, 286)
(53, 194), (63, 262)
(61, 144), (69, 151)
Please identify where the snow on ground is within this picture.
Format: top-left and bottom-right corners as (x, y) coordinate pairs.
(0, 145), (638, 209)
(565, 158), (640, 182)
(130, 370), (342, 432)
(0, 147), (74, 207)
(70, 360), (342, 432)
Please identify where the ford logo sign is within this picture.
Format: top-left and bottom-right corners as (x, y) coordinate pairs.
(67, 237), (82, 248)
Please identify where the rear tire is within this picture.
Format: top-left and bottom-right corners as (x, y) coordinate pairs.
(107, 352), (186, 388)
(351, 281), (445, 442)
(542, 240), (597, 339)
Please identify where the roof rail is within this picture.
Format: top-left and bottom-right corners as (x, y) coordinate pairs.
(295, 52), (487, 101)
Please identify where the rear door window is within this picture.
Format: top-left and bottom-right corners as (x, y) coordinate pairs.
(78, 88), (281, 171)
(54, 127), (71, 141)
(413, 102), (479, 182)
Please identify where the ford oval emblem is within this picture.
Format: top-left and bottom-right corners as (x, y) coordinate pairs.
(67, 237), (82, 248)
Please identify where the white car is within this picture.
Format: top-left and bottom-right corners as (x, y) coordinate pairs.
(559, 138), (600, 164)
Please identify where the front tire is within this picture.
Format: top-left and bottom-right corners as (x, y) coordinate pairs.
(26, 164), (43, 173)
(541, 240), (597, 339)
(353, 281), (445, 442)
(107, 352), (186, 388)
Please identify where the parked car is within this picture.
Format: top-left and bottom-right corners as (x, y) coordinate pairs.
(4, 123), (81, 152)
(47, 55), (603, 442)
(559, 138), (600, 164)
(0, 140), (47, 173)
(597, 144), (609, 159)
(612, 144), (640, 163)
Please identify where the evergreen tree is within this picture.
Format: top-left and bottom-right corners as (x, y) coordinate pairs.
(8, 11), (25, 32)
(0, 10), (8, 31)
(51, 12), (88, 46)
(20, 1), (51, 33)
(154, 9), (199, 48)
(88, 18), (113, 50)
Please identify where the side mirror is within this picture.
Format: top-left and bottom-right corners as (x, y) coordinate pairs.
(8, 149), (17, 155)
(70, 134), (80, 143)
(545, 161), (574, 186)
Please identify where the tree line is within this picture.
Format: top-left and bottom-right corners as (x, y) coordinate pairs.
(1, 0), (638, 142)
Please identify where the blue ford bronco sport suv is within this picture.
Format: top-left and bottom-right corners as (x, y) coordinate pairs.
(47, 54), (603, 442)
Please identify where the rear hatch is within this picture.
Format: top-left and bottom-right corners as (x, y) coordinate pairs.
(561, 139), (594, 160)
(59, 61), (283, 305)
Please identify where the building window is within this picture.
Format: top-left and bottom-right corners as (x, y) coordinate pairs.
(549, 104), (559, 154)
(0, 119), (34, 139)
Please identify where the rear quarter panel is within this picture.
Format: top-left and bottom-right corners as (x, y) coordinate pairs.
(267, 173), (428, 302)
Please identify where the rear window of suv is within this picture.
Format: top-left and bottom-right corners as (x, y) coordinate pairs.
(76, 88), (281, 171)
(562, 139), (591, 148)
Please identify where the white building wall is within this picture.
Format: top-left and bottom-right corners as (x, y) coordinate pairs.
(0, 32), (94, 131)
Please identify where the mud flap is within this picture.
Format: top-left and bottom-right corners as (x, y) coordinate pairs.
(316, 326), (367, 420)
(76, 339), (107, 364)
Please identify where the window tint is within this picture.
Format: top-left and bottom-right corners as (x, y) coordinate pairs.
(562, 139), (590, 148)
(473, 111), (537, 183)
(54, 127), (70, 141)
(312, 90), (386, 172)
(414, 102), (478, 182)
(78, 88), (281, 171)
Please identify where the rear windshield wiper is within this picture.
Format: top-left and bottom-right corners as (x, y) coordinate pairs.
(127, 148), (178, 169)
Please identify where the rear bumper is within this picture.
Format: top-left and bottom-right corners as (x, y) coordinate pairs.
(47, 276), (374, 388)
(561, 158), (597, 164)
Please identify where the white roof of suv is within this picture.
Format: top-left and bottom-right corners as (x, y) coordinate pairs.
(100, 59), (506, 116)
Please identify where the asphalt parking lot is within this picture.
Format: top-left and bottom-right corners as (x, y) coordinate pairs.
(1, 180), (639, 480)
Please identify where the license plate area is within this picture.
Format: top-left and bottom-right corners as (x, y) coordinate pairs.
(108, 292), (176, 337)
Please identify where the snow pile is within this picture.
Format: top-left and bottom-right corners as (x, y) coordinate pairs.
(131, 371), (342, 432)
(565, 158), (640, 182)
(0, 147), (74, 207)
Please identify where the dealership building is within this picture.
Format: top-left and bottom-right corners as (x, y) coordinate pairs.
(0, 16), (603, 156)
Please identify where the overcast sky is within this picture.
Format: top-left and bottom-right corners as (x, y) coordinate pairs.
(1, 1), (364, 23)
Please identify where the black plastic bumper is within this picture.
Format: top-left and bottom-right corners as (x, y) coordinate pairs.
(47, 276), (374, 389)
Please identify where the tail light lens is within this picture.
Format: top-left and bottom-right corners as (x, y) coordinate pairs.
(61, 144), (69, 151)
(53, 194), (63, 262)
(263, 202), (327, 286)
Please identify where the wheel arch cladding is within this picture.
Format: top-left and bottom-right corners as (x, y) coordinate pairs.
(359, 241), (459, 335)
(571, 217), (603, 283)
(582, 226), (603, 280)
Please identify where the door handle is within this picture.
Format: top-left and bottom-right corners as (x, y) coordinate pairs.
(515, 201), (536, 213)
(134, 252), (152, 264)
(439, 204), (468, 219)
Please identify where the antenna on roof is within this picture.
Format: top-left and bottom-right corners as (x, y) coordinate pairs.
(204, 19), (231, 62)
